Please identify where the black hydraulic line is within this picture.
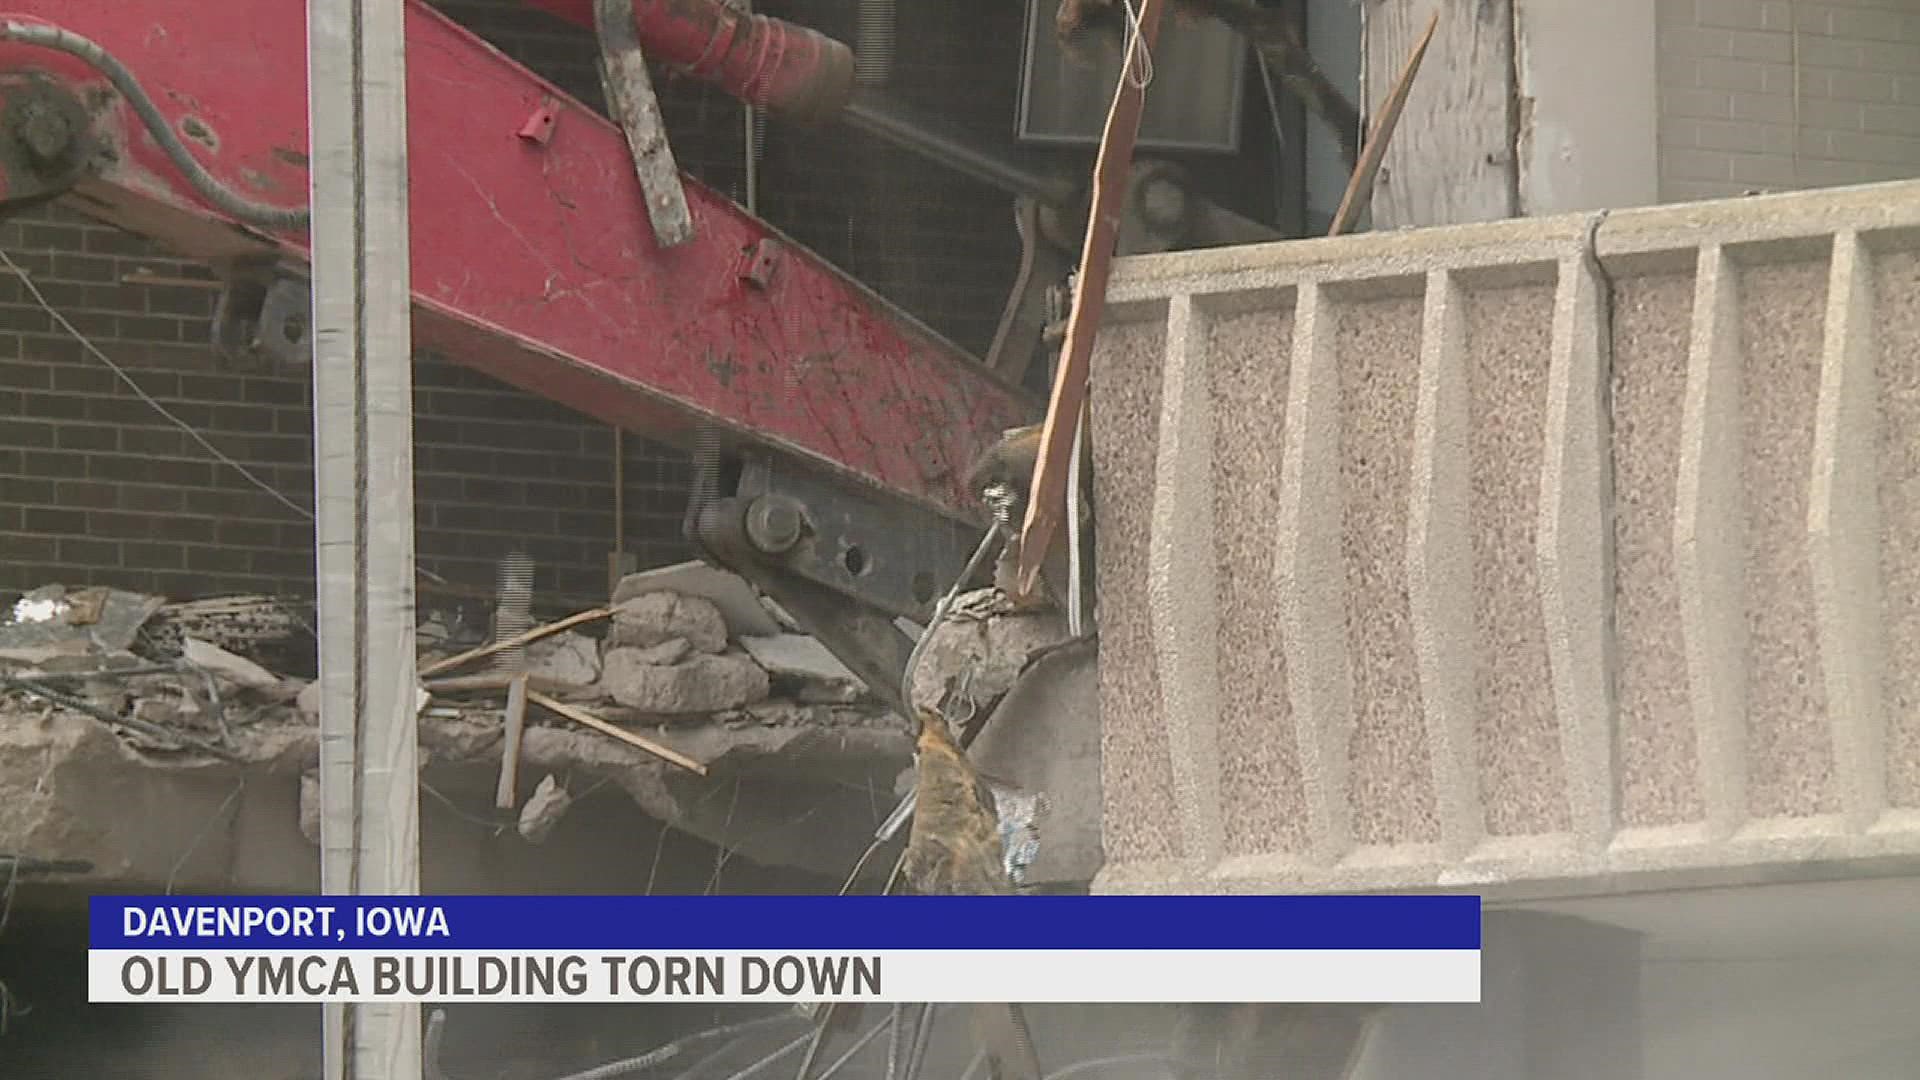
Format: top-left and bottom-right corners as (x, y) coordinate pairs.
(0, 20), (312, 230)
(842, 90), (1082, 210)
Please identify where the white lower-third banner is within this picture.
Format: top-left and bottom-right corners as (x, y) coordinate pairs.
(90, 949), (1480, 1004)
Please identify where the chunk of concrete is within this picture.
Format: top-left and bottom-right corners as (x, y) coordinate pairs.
(626, 637), (692, 667)
(298, 771), (322, 846)
(517, 774), (572, 844)
(737, 634), (851, 679)
(611, 561), (781, 637)
(906, 590), (1071, 717)
(607, 592), (728, 655)
(297, 678), (322, 721)
(600, 648), (770, 714)
(737, 634), (864, 703)
(528, 630), (601, 688)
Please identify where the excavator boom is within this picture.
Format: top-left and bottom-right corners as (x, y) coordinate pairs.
(0, 0), (1038, 706)
(0, 0), (1030, 523)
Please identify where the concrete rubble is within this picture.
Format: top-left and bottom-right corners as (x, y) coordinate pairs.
(0, 567), (913, 886)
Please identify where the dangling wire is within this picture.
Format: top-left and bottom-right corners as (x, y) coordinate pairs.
(1065, 399), (1089, 638)
(1119, 0), (1156, 90)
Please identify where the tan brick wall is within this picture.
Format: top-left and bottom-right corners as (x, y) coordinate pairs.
(1658, 0), (1920, 202)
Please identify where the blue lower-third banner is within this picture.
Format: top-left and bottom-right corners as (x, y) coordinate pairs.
(88, 895), (1482, 1004)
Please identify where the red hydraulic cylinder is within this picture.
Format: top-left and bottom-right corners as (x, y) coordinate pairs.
(523, 0), (855, 121)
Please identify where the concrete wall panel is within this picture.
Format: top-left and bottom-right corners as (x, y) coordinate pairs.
(1089, 180), (1920, 898)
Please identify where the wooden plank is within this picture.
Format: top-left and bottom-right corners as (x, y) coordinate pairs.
(1328, 10), (1438, 237)
(497, 674), (529, 810)
(527, 689), (709, 775)
(1014, 0), (1170, 598)
(418, 606), (614, 677)
(1364, 0), (1516, 228)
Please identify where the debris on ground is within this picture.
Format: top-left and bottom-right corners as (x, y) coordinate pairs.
(516, 773), (572, 843)
(2, 584), (166, 656)
(1, 569), (907, 877)
(905, 587), (1072, 721)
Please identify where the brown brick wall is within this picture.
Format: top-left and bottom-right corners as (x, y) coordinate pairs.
(0, 204), (695, 604)
(0, 0), (1288, 606)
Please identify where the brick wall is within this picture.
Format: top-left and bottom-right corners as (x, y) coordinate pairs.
(1658, 0), (1920, 202)
(0, 0), (1288, 607)
(0, 204), (695, 605)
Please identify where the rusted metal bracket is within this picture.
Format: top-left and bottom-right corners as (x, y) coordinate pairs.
(594, 0), (695, 248)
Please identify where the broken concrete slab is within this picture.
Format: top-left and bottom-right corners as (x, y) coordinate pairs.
(182, 637), (287, 696)
(2, 585), (165, 654)
(0, 677), (914, 887)
(600, 648), (770, 714)
(0, 644), (82, 665)
(528, 630), (601, 688)
(607, 592), (728, 655)
(612, 561), (781, 637)
(906, 589), (1072, 718)
(737, 634), (864, 703)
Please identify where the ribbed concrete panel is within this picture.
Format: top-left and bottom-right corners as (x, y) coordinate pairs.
(1088, 180), (1920, 899)
(1872, 250), (1920, 812)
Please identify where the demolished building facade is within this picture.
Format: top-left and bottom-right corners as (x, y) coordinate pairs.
(6, 0), (1920, 1078)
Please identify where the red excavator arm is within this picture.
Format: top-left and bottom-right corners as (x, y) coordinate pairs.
(0, 0), (1036, 710)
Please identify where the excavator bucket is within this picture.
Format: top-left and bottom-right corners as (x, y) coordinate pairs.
(966, 635), (1102, 889)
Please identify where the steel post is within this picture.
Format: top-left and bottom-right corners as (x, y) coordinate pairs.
(308, 0), (423, 1076)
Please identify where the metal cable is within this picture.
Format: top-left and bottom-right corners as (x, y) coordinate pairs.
(812, 1012), (895, 1080)
(900, 1004), (938, 1080)
(1044, 1054), (1182, 1080)
(546, 1013), (808, 1080)
(0, 245), (314, 522)
(714, 1030), (815, 1080)
(885, 1004), (910, 1080)
(0, 20), (311, 230)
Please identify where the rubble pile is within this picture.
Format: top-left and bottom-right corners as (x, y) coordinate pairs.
(1, 565), (917, 880)
(2, 563), (899, 777)
(430, 560), (875, 725)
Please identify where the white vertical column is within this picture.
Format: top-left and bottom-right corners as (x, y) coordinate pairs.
(1810, 230), (1887, 832)
(1147, 293), (1225, 868)
(1675, 245), (1750, 840)
(1407, 269), (1483, 859)
(1540, 252), (1619, 849)
(308, 0), (423, 1077)
(1277, 282), (1355, 864)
